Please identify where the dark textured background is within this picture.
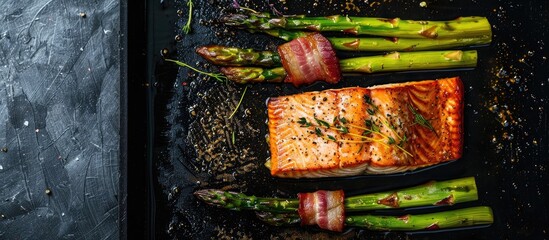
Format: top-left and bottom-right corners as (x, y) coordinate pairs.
(0, 0), (121, 239)
(144, 0), (549, 239)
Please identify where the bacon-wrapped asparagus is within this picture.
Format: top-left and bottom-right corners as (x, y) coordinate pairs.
(194, 177), (492, 231)
(197, 45), (477, 85)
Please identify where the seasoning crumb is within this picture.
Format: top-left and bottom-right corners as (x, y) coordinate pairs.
(161, 48), (170, 58)
(45, 188), (52, 195)
(419, 1), (427, 7)
(1, 147), (7, 153)
(78, 12), (87, 18)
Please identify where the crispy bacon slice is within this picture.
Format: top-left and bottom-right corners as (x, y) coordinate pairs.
(267, 77), (464, 178)
(298, 190), (345, 232)
(277, 33), (341, 86)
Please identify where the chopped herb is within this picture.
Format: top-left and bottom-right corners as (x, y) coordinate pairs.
(315, 117), (331, 128)
(232, 131), (236, 144)
(364, 94), (379, 112)
(295, 113), (410, 156)
(371, 122), (380, 133)
(228, 86), (248, 119)
(363, 120), (380, 134)
(297, 117), (311, 127)
(363, 94), (372, 104)
(357, 143), (364, 153)
(408, 103), (438, 136)
(336, 125), (349, 134)
(399, 133), (407, 147)
(315, 127), (323, 137)
(365, 119), (372, 127)
(164, 59), (227, 82)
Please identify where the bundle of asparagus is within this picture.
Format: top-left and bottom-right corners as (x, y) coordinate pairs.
(194, 177), (494, 231)
(186, 10), (492, 84)
(166, 10), (493, 85)
(197, 46), (477, 84)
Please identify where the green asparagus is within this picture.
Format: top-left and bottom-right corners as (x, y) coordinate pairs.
(222, 12), (491, 39)
(196, 46), (282, 66)
(256, 206), (494, 230)
(214, 50), (477, 84)
(194, 177), (478, 213)
(259, 29), (491, 51)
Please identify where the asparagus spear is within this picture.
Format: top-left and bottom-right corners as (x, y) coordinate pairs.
(256, 206), (494, 230)
(222, 12), (492, 39)
(196, 46), (282, 66)
(194, 177), (478, 213)
(214, 50), (477, 84)
(259, 29), (492, 51)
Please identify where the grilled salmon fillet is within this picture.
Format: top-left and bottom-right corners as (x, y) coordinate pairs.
(267, 77), (463, 178)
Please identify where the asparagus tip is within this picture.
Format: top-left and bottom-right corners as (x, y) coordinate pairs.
(194, 189), (227, 207)
(195, 46), (216, 63)
(193, 189), (212, 200)
(195, 46), (210, 56)
(220, 67), (263, 84)
(220, 13), (249, 26)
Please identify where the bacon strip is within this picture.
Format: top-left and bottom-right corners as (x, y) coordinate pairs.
(277, 33), (341, 86)
(298, 190), (345, 232)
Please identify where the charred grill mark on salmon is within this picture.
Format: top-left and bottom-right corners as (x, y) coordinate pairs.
(267, 77), (464, 178)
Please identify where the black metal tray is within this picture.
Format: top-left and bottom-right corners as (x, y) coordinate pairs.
(128, 0), (549, 239)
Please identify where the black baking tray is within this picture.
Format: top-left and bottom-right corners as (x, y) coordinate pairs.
(127, 0), (549, 239)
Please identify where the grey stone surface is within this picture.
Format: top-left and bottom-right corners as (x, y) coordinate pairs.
(0, 0), (120, 238)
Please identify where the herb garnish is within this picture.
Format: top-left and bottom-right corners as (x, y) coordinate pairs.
(364, 94), (379, 112)
(297, 117), (311, 127)
(298, 115), (412, 157)
(228, 86), (248, 119)
(314, 117), (331, 128)
(363, 94), (373, 104)
(408, 103), (438, 136)
(293, 96), (421, 157)
(182, 0), (194, 34)
(336, 125), (349, 134)
(314, 127), (323, 137)
(165, 59), (227, 82)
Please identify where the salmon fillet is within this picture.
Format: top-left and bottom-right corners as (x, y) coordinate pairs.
(267, 77), (463, 178)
